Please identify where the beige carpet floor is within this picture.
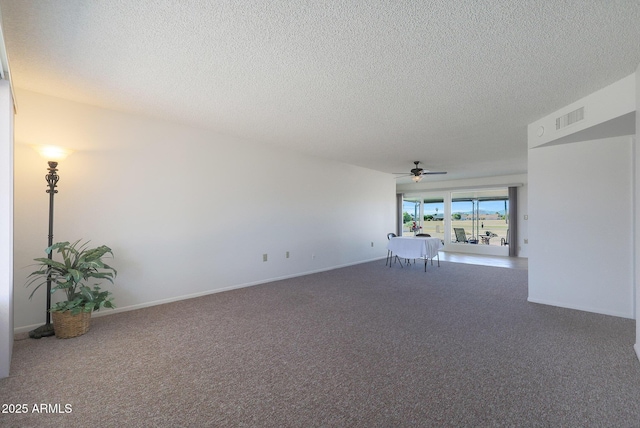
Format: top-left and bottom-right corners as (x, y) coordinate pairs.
(1, 260), (638, 427)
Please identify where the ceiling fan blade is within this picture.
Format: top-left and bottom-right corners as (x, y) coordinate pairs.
(395, 161), (447, 179)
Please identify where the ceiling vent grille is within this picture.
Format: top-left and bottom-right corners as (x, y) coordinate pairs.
(556, 107), (584, 130)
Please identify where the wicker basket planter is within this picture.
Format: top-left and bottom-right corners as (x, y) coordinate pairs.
(52, 310), (92, 339)
(26, 241), (117, 337)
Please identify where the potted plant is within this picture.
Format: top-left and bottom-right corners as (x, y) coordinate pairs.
(26, 240), (117, 338)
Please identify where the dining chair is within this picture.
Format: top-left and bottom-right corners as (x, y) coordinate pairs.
(419, 252), (440, 271)
(386, 232), (400, 267)
(415, 234), (436, 267)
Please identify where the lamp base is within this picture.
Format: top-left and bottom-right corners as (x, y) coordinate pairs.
(29, 323), (55, 339)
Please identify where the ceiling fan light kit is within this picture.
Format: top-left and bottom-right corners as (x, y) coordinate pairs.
(394, 161), (447, 182)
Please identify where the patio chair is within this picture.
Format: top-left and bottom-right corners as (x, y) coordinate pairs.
(501, 229), (510, 246)
(454, 227), (468, 243)
(480, 230), (498, 245)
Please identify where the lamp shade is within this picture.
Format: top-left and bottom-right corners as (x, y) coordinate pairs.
(32, 145), (73, 162)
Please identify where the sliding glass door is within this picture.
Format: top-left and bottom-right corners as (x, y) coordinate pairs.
(401, 197), (421, 236)
(421, 199), (445, 240)
(451, 189), (509, 246)
(401, 188), (512, 256)
(401, 196), (444, 238)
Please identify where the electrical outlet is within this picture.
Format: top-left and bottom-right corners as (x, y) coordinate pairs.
(371, 242), (374, 247)
(263, 254), (268, 262)
(524, 239), (528, 244)
(286, 251), (290, 258)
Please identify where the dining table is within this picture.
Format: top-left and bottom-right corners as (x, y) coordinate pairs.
(386, 236), (443, 269)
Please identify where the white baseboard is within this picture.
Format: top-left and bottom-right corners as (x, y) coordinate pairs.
(14, 256), (387, 335)
(442, 243), (509, 256)
(527, 297), (634, 319)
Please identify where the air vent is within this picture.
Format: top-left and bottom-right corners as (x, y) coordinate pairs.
(556, 107), (584, 130)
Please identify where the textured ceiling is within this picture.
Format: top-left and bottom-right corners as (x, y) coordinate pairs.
(1, 1), (640, 182)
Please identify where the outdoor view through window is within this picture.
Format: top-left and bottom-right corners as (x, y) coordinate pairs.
(402, 189), (510, 247)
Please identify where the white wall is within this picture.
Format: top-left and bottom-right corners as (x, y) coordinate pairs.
(528, 73), (635, 149)
(528, 73), (636, 320)
(528, 136), (634, 318)
(12, 89), (396, 331)
(635, 64), (640, 360)
(0, 80), (14, 378)
(518, 184), (529, 258)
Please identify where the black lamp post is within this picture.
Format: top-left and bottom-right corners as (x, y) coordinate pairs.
(29, 147), (71, 339)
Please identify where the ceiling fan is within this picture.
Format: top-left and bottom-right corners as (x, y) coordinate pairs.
(394, 161), (447, 182)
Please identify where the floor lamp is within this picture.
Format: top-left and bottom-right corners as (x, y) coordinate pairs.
(29, 145), (73, 339)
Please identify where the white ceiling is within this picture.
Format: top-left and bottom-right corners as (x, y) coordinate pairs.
(1, 1), (640, 182)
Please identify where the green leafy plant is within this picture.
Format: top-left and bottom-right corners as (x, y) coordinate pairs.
(26, 240), (118, 314)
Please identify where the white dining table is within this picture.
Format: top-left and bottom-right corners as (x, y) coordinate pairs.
(387, 236), (443, 267)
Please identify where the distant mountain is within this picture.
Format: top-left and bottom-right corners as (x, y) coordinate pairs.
(451, 210), (506, 216)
